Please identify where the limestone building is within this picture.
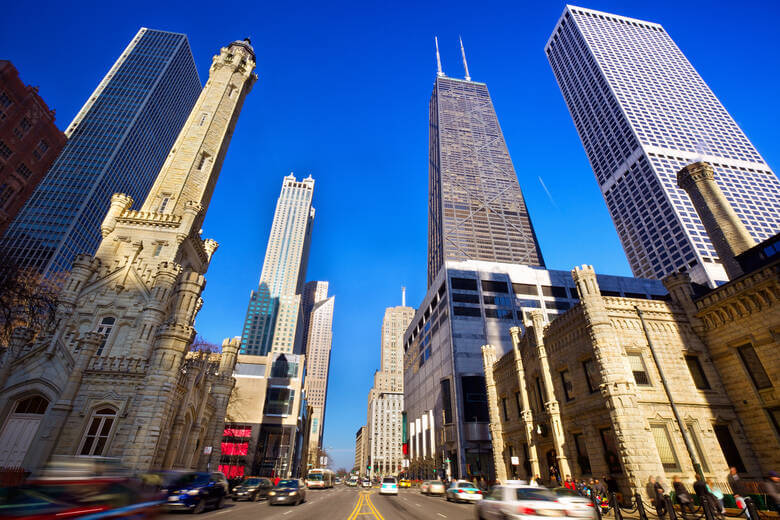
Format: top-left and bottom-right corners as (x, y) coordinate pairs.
(0, 38), (256, 472)
(355, 425), (367, 474)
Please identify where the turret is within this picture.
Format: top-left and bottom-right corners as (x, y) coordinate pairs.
(100, 193), (133, 237)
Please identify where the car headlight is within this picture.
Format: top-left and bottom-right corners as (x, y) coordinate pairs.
(232, 487), (237, 492)
(289, 491), (298, 496)
(269, 491), (277, 496)
(186, 489), (201, 495)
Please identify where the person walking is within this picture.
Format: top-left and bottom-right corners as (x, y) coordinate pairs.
(706, 478), (725, 514)
(762, 471), (780, 512)
(673, 476), (695, 514)
(654, 477), (668, 517)
(728, 467), (745, 497)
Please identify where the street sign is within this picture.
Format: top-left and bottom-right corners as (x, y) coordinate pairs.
(511, 456), (520, 465)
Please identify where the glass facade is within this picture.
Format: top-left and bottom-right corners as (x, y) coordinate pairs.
(428, 76), (544, 287)
(1, 28), (201, 276)
(546, 6), (780, 286)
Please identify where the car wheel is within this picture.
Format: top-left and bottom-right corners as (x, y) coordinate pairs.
(192, 499), (206, 514)
(252, 493), (259, 502)
(215, 496), (224, 510)
(446, 495), (451, 502)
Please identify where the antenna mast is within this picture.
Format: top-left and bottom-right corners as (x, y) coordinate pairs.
(435, 36), (444, 77)
(460, 36), (471, 81)
(402, 286), (407, 307)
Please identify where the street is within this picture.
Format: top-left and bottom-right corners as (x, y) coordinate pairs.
(160, 486), (477, 520)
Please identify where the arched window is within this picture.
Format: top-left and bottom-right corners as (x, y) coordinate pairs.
(0, 395), (50, 467)
(95, 317), (115, 355)
(79, 407), (117, 456)
(14, 395), (49, 414)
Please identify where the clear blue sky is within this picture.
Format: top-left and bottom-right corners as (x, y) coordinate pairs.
(3, 1), (778, 471)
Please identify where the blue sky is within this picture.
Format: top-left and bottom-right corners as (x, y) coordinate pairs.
(3, 1), (778, 471)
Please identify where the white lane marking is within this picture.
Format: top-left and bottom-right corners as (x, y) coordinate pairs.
(415, 503), (422, 506)
(437, 514), (447, 518)
(283, 511), (292, 515)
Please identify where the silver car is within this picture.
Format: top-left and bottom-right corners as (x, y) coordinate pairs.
(445, 480), (484, 503)
(476, 483), (569, 520)
(422, 480), (446, 495)
(551, 487), (598, 519)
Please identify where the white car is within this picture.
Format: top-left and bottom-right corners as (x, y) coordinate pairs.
(551, 487), (598, 519)
(361, 478), (372, 488)
(379, 477), (398, 495)
(476, 483), (570, 520)
(445, 480), (484, 503)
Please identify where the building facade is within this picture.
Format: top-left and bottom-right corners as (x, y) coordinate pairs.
(0, 38), (256, 472)
(402, 260), (668, 481)
(0, 61), (66, 237)
(1, 28), (201, 277)
(481, 264), (755, 497)
(240, 174), (315, 356)
(299, 281), (334, 468)
(427, 48), (544, 287)
(545, 6), (780, 286)
(355, 425), (366, 474)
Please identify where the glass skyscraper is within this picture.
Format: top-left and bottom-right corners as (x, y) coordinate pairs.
(240, 174), (315, 356)
(428, 65), (544, 287)
(1, 28), (201, 276)
(546, 6), (780, 286)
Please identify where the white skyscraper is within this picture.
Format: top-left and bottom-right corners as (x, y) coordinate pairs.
(241, 174), (315, 355)
(546, 5), (780, 286)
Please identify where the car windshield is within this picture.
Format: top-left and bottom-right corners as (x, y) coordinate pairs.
(382, 478), (396, 483)
(458, 482), (478, 488)
(171, 473), (209, 488)
(553, 488), (580, 497)
(516, 488), (558, 501)
(241, 478), (263, 486)
(276, 480), (298, 488)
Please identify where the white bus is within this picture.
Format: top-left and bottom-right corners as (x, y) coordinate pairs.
(306, 468), (334, 489)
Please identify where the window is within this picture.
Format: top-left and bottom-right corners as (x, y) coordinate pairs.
(32, 140), (48, 159)
(452, 293), (480, 304)
(0, 140), (11, 159)
(451, 278), (477, 291)
(153, 244), (163, 256)
(628, 352), (651, 386)
(196, 153), (208, 170)
(14, 395), (49, 414)
(541, 286), (568, 298)
(461, 376), (489, 422)
(199, 113), (208, 126)
(502, 398), (509, 420)
(713, 424), (745, 473)
(685, 356), (710, 390)
(0, 91), (11, 108)
(583, 359), (598, 393)
(512, 283), (537, 295)
(573, 433), (591, 474)
(686, 423), (709, 472)
(560, 370), (574, 401)
(650, 424), (679, 471)
(736, 345), (772, 390)
(482, 280), (509, 293)
(95, 317), (115, 355)
(15, 163), (32, 179)
(265, 387), (295, 415)
(767, 408), (780, 439)
(0, 183), (14, 209)
(270, 355), (298, 378)
(535, 377), (546, 410)
(157, 197), (170, 213)
(515, 392), (522, 416)
(453, 306), (481, 317)
(79, 408), (117, 456)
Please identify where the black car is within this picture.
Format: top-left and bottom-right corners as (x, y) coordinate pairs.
(164, 472), (229, 514)
(231, 477), (273, 502)
(268, 479), (306, 506)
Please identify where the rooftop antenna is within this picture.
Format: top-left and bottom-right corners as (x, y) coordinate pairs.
(402, 286), (407, 307)
(435, 36), (444, 77)
(459, 35), (471, 81)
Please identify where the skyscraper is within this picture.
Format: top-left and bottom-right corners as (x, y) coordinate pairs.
(428, 39), (544, 287)
(299, 281), (335, 466)
(1, 28), (201, 276)
(545, 6), (780, 286)
(240, 174), (315, 356)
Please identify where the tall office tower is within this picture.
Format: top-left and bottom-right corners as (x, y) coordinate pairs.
(546, 6), (780, 286)
(1, 28), (201, 276)
(427, 40), (544, 286)
(377, 295), (415, 392)
(0, 61), (67, 236)
(240, 174), (315, 355)
(299, 281), (335, 466)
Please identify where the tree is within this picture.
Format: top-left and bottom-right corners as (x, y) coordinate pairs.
(190, 335), (220, 353)
(0, 253), (60, 346)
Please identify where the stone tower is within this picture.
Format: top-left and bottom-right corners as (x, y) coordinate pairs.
(0, 39), (256, 473)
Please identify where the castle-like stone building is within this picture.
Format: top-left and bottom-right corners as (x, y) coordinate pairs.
(0, 38), (257, 472)
(482, 162), (779, 496)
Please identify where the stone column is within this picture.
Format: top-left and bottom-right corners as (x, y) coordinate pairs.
(529, 310), (571, 480)
(677, 162), (755, 279)
(481, 344), (508, 482)
(25, 331), (102, 471)
(509, 327), (541, 479)
(204, 337), (239, 471)
(571, 265), (658, 496)
(0, 327), (34, 391)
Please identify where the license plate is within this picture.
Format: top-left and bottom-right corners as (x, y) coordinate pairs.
(538, 510), (564, 517)
(467, 490), (475, 494)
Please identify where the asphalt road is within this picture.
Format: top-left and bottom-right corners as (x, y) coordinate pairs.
(160, 485), (480, 519)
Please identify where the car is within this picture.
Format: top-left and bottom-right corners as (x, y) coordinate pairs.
(445, 480), (484, 503)
(347, 477), (359, 487)
(335, 478), (343, 485)
(268, 479), (306, 506)
(361, 478), (372, 488)
(422, 480), (446, 496)
(231, 477), (273, 502)
(164, 472), (229, 513)
(551, 487), (598, 519)
(399, 479), (411, 488)
(476, 483), (570, 520)
(379, 477), (398, 496)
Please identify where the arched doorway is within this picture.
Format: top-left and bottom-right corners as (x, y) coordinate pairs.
(0, 395), (49, 467)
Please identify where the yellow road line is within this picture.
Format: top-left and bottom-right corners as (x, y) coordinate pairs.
(365, 491), (386, 520)
(346, 492), (365, 520)
(346, 491), (385, 520)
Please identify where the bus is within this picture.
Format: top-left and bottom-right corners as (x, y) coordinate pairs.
(306, 468), (334, 489)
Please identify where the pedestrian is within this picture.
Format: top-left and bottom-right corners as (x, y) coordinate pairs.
(762, 471), (780, 512)
(647, 476), (657, 504)
(728, 467), (745, 497)
(693, 474), (719, 517)
(565, 475), (576, 491)
(706, 478), (725, 514)
(654, 477), (668, 517)
(673, 476), (695, 514)
(530, 474), (540, 487)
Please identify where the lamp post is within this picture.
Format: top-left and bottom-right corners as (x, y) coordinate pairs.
(635, 306), (704, 478)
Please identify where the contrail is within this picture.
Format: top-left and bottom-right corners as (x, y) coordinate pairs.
(538, 176), (559, 210)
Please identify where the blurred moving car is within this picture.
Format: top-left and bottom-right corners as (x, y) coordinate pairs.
(164, 472), (228, 513)
(445, 480), (484, 503)
(361, 478), (372, 488)
(268, 479), (306, 506)
(399, 479), (411, 488)
(476, 483), (569, 520)
(379, 477), (398, 496)
(421, 480), (446, 496)
(347, 476), (359, 487)
(231, 477), (273, 502)
(551, 487), (597, 519)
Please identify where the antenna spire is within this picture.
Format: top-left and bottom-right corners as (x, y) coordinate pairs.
(435, 36), (444, 77)
(402, 286), (407, 307)
(460, 35), (471, 81)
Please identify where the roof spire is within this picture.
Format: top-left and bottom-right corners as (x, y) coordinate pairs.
(402, 286), (406, 307)
(459, 35), (471, 81)
(435, 36), (444, 77)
